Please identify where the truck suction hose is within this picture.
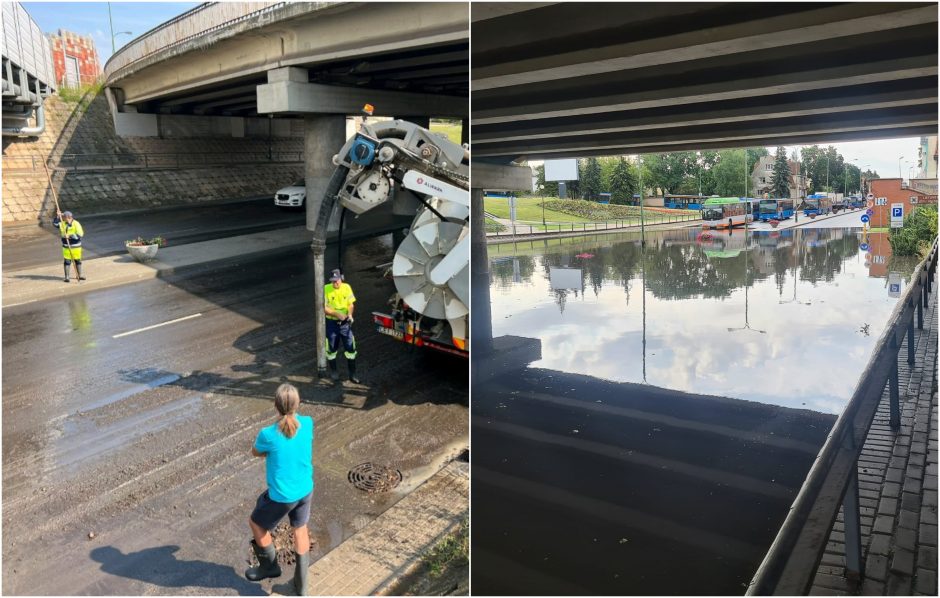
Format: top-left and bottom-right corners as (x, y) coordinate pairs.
(312, 164), (350, 376)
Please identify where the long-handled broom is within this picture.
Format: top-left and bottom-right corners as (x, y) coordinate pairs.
(42, 161), (78, 282)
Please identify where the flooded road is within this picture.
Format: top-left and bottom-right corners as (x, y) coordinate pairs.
(2, 236), (468, 595)
(473, 227), (916, 595)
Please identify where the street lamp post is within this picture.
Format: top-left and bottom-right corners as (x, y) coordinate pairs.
(743, 148), (748, 199)
(696, 150), (702, 197)
(539, 184), (546, 227)
(638, 156), (646, 243)
(899, 155), (904, 179)
(108, 3), (131, 54)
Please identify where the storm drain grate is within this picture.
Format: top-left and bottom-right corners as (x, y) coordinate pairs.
(348, 462), (402, 493)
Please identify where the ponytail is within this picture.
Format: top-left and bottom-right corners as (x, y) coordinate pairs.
(274, 383), (301, 439)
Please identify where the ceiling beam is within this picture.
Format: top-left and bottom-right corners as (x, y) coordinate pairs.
(473, 81), (938, 143)
(473, 54), (937, 124)
(472, 4), (937, 90)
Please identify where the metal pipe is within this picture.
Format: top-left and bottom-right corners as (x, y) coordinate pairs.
(2, 101), (45, 137)
(311, 164), (350, 376)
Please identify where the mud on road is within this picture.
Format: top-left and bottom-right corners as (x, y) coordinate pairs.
(2, 236), (468, 595)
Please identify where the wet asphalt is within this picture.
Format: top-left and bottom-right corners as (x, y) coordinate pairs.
(1, 235), (468, 595)
(2, 199), (304, 271)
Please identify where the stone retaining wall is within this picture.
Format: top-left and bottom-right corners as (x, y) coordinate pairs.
(2, 91), (304, 224)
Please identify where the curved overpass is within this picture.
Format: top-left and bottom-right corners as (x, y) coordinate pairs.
(104, 2), (467, 118)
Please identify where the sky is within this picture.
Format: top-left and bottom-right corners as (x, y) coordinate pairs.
(772, 137), (924, 180)
(22, 2), (199, 66)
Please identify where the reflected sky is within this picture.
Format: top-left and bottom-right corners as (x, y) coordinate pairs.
(489, 228), (919, 415)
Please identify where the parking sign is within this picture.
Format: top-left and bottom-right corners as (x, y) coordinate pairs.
(891, 203), (904, 228)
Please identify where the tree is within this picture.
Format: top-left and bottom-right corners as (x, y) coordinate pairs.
(641, 152), (695, 195)
(710, 149), (747, 196)
(608, 157), (637, 204)
(771, 145), (791, 198)
(534, 164), (558, 197)
(581, 157), (603, 200)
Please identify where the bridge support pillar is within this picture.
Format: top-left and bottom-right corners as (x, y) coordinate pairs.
(470, 187), (493, 354)
(305, 113), (347, 376)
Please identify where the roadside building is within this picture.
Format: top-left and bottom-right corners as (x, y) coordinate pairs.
(917, 136), (938, 179)
(751, 155), (806, 198)
(48, 29), (100, 88)
(868, 178), (938, 227)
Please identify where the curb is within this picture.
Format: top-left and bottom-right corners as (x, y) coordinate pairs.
(487, 219), (701, 244)
(374, 519), (464, 596)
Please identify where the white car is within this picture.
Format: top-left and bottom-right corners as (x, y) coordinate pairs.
(274, 179), (305, 208)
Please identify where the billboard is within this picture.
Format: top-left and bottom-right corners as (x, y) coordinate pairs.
(544, 159), (578, 181)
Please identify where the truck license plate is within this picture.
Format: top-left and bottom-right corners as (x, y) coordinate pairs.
(378, 327), (404, 340)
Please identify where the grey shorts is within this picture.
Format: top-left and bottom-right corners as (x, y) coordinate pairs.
(250, 490), (312, 531)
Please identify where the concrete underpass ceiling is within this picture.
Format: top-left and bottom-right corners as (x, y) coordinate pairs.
(471, 2), (939, 161)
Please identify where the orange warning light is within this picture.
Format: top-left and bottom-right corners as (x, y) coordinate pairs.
(362, 103), (375, 116)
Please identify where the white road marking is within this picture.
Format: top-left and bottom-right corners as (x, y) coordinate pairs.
(3, 299), (38, 308)
(112, 313), (202, 338)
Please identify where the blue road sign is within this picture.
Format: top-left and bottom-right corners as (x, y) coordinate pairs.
(866, 208), (874, 216)
(892, 206), (903, 218)
(890, 283), (901, 293)
(860, 243), (870, 251)
(861, 214), (870, 223)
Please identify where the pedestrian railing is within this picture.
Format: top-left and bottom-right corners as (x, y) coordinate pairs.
(487, 210), (701, 237)
(747, 239), (939, 595)
(1, 151), (303, 173)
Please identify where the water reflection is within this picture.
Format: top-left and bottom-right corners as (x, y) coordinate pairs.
(488, 228), (917, 414)
(475, 227), (918, 595)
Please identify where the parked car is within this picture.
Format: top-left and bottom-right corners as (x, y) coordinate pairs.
(274, 179), (305, 208)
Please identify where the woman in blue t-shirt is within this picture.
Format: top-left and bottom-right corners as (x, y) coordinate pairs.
(245, 383), (314, 596)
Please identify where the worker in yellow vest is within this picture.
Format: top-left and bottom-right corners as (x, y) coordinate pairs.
(323, 269), (360, 383)
(53, 210), (85, 282)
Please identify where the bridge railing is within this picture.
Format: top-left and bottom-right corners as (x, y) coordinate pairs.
(2, 151), (303, 173)
(104, 2), (294, 82)
(747, 239), (939, 595)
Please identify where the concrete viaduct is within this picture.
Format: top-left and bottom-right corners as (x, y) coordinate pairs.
(104, 1), (468, 231)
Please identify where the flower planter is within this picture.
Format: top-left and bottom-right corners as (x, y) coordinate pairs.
(127, 243), (159, 262)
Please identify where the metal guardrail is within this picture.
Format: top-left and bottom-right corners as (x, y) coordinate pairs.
(104, 3), (342, 83)
(2, 151), (303, 173)
(487, 210), (701, 236)
(747, 239), (939, 595)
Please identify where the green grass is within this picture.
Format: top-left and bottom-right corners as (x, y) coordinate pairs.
(484, 196), (594, 223)
(485, 217), (506, 232)
(423, 518), (468, 578)
(485, 197), (696, 228)
(429, 119), (463, 145)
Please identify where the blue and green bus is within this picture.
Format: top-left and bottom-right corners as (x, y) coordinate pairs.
(701, 197), (754, 229)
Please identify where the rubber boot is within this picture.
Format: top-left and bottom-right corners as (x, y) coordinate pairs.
(347, 359), (361, 384)
(293, 551), (310, 596)
(76, 261), (85, 281)
(246, 539), (281, 581)
(63, 264), (70, 283)
(328, 359), (339, 381)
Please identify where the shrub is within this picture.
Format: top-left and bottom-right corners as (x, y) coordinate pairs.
(888, 204), (938, 258)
